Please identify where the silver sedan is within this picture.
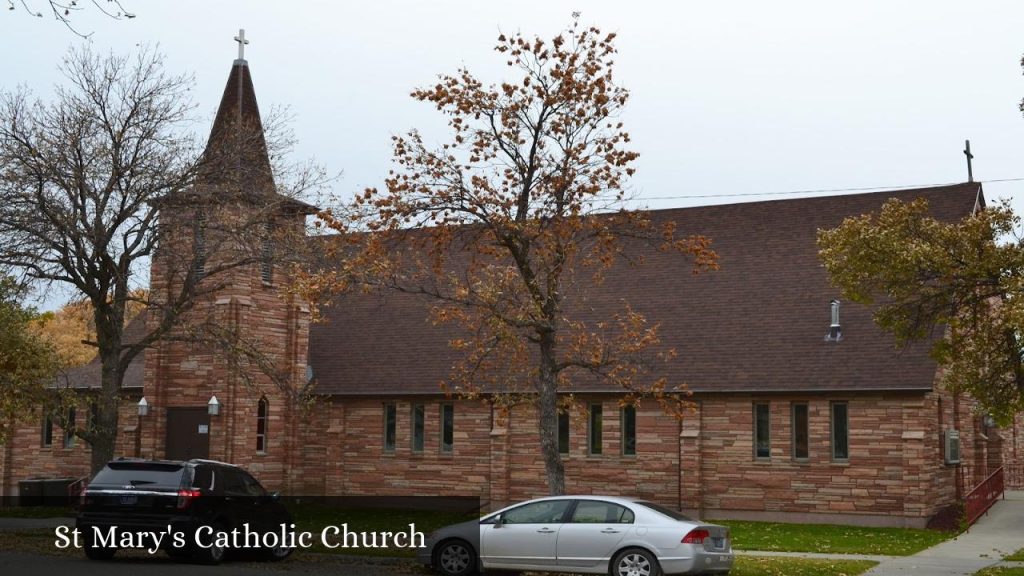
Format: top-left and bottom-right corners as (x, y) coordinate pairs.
(417, 495), (734, 576)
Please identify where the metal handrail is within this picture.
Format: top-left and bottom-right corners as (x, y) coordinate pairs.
(963, 467), (1004, 526)
(66, 475), (89, 503)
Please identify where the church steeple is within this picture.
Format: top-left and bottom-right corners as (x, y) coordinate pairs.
(198, 29), (274, 197)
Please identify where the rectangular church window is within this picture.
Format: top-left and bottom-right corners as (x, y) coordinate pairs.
(411, 404), (425, 452)
(440, 404), (454, 453)
(754, 403), (770, 459)
(622, 405), (637, 456)
(63, 408), (76, 449)
(256, 397), (268, 453)
(831, 402), (849, 461)
(558, 412), (570, 454)
(792, 403), (809, 460)
(383, 404), (396, 453)
(588, 403), (603, 455)
(41, 413), (53, 448)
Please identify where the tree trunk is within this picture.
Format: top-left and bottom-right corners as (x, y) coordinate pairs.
(90, 301), (126, 475)
(538, 331), (565, 495)
(91, 347), (121, 474)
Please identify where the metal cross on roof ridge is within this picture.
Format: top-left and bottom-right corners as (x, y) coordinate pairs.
(964, 139), (974, 183)
(234, 28), (249, 60)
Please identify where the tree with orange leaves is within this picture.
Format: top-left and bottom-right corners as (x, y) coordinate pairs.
(32, 290), (149, 369)
(309, 16), (718, 494)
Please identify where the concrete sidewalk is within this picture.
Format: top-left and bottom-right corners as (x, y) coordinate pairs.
(863, 490), (1024, 576)
(734, 549), (896, 563)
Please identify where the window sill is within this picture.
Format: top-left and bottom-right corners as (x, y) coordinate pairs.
(830, 460), (850, 466)
(752, 459), (772, 465)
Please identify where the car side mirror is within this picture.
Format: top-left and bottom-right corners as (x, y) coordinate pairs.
(493, 515), (505, 528)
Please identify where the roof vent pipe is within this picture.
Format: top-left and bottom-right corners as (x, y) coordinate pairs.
(825, 299), (842, 342)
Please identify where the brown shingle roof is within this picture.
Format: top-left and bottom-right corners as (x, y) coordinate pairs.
(308, 183), (982, 395)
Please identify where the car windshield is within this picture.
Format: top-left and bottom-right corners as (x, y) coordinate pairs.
(635, 501), (693, 522)
(91, 463), (185, 488)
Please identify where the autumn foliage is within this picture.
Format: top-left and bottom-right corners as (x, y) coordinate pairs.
(818, 197), (1024, 422)
(0, 278), (57, 441)
(31, 290), (148, 369)
(304, 18), (717, 494)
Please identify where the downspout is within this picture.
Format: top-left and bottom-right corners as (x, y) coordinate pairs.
(2, 418), (13, 498)
(677, 416), (683, 511)
(698, 400), (705, 519)
(953, 391), (962, 501)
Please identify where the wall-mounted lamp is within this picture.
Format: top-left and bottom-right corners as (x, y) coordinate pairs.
(983, 414), (996, 429)
(137, 397), (149, 417)
(208, 395), (221, 416)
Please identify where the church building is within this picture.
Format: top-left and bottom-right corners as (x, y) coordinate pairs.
(1, 49), (1022, 529)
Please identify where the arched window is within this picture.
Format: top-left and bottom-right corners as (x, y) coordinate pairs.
(256, 397), (268, 453)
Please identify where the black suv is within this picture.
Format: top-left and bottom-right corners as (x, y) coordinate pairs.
(77, 458), (292, 564)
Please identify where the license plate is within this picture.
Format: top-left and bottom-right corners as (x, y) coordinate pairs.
(119, 495), (138, 505)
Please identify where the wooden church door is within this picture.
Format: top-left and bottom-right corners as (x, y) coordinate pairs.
(165, 407), (211, 461)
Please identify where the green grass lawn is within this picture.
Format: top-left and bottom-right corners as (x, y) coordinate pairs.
(729, 557), (877, 576)
(0, 506), (74, 518)
(527, 558), (878, 576)
(0, 529), (78, 556)
(717, 519), (953, 556)
(975, 568), (1024, 576)
(1006, 548), (1024, 561)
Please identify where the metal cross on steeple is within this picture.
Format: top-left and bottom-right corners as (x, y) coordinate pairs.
(234, 28), (249, 60)
(963, 139), (974, 183)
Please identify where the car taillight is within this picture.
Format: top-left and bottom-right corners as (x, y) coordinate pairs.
(177, 489), (201, 509)
(682, 528), (710, 544)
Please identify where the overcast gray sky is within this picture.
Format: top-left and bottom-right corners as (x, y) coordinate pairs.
(4, 0), (1024, 308)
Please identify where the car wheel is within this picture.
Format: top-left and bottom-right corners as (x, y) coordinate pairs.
(194, 522), (228, 565)
(434, 538), (477, 576)
(83, 541), (116, 561)
(263, 541), (293, 562)
(611, 547), (662, 576)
